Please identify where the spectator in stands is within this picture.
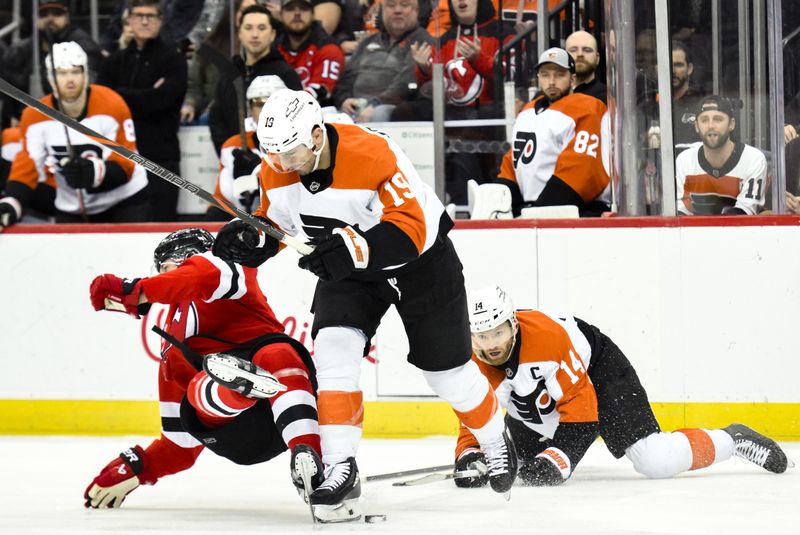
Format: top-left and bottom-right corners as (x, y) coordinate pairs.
(334, 0), (432, 123)
(311, 0), (345, 36)
(207, 75), (287, 221)
(566, 30), (606, 104)
(208, 4), (303, 154)
(675, 96), (766, 216)
(2, 0), (104, 118)
(670, 40), (704, 154)
(0, 42), (148, 230)
(276, 0), (345, 107)
(495, 48), (611, 217)
(98, 0), (188, 222)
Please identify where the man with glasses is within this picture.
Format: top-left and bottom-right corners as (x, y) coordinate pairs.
(333, 0), (433, 123)
(98, 0), (188, 222)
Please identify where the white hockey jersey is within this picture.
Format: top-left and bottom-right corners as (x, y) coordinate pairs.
(255, 123), (447, 264)
(498, 93), (611, 204)
(674, 141), (767, 215)
(9, 84), (147, 215)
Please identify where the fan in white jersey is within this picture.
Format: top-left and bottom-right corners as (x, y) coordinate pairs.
(207, 75), (288, 220)
(213, 89), (516, 522)
(453, 285), (789, 488)
(495, 47), (611, 217)
(675, 95), (767, 215)
(0, 41), (148, 229)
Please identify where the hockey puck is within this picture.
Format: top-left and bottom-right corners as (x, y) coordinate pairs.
(364, 515), (387, 523)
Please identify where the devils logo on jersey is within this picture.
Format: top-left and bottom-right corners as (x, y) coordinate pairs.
(512, 131), (537, 167)
(445, 58), (484, 106)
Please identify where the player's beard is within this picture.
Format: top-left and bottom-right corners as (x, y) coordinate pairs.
(545, 86), (570, 103)
(702, 129), (730, 149)
(575, 60), (595, 78)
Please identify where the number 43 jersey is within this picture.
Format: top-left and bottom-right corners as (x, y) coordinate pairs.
(498, 93), (611, 206)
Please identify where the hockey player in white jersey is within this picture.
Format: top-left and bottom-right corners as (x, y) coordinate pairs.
(496, 47), (611, 217)
(454, 286), (789, 488)
(212, 89), (516, 522)
(0, 41), (148, 229)
(675, 95), (767, 215)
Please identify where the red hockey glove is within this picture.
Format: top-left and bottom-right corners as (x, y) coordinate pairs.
(519, 447), (572, 486)
(453, 448), (489, 488)
(84, 446), (145, 508)
(89, 274), (145, 318)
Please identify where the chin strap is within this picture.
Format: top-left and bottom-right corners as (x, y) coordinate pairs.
(308, 125), (327, 173)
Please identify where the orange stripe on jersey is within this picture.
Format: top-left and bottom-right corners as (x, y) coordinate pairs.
(497, 147), (517, 182)
(317, 390), (364, 426)
(682, 174), (740, 213)
(454, 387), (498, 430)
(676, 428), (716, 470)
(2, 126), (21, 145)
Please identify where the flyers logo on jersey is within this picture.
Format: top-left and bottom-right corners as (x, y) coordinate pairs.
(513, 132), (537, 167)
(509, 375), (556, 424)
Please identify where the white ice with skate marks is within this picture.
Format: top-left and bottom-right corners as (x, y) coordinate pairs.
(1, 436), (797, 534)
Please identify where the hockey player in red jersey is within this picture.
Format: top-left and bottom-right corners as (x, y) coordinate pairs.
(212, 89), (516, 522)
(496, 47), (611, 217)
(276, 0), (344, 107)
(454, 286), (789, 488)
(84, 228), (323, 509)
(0, 41), (148, 230)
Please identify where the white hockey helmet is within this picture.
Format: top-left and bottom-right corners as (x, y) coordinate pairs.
(257, 88), (326, 174)
(468, 285), (518, 366)
(45, 41), (89, 77)
(246, 75), (287, 102)
(468, 285), (516, 333)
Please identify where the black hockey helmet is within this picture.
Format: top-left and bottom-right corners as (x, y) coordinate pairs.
(153, 228), (214, 273)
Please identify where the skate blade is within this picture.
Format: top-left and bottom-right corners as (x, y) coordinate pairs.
(206, 358), (286, 398)
(296, 455), (318, 523)
(312, 499), (362, 523)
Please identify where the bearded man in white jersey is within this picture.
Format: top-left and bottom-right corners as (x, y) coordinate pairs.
(0, 41), (148, 230)
(212, 88), (516, 522)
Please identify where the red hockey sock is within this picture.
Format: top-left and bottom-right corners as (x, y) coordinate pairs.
(187, 371), (257, 428)
(253, 343), (321, 454)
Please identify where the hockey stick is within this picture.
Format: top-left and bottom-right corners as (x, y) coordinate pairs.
(392, 466), (487, 487)
(0, 76), (312, 255)
(363, 464), (455, 483)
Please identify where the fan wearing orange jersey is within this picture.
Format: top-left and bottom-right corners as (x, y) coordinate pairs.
(675, 95), (767, 215)
(496, 47), (611, 217)
(212, 89), (515, 522)
(454, 286), (789, 488)
(0, 42), (148, 230)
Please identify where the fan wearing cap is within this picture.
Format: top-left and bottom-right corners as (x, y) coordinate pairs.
(276, 0), (345, 107)
(495, 47), (611, 217)
(0, 41), (149, 230)
(674, 95), (767, 215)
(1, 0), (104, 108)
(207, 75), (288, 220)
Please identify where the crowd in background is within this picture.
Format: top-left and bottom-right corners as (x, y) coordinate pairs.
(1, 0), (800, 226)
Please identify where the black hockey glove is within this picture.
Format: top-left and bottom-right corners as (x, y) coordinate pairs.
(298, 226), (370, 282)
(61, 156), (105, 189)
(721, 206), (747, 215)
(231, 148), (261, 179)
(212, 218), (279, 267)
(0, 197), (21, 229)
(518, 448), (571, 486)
(453, 449), (489, 488)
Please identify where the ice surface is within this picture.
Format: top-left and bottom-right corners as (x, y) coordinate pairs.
(1, 436), (797, 534)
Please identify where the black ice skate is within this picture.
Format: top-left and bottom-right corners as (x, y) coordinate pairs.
(291, 444), (324, 500)
(309, 458), (362, 523)
(202, 354), (287, 399)
(482, 429), (518, 493)
(724, 423), (788, 474)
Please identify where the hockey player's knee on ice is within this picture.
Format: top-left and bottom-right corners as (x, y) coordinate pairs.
(313, 327), (367, 390)
(625, 432), (693, 479)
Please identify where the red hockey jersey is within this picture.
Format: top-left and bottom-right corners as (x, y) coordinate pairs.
(277, 24), (345, 106)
